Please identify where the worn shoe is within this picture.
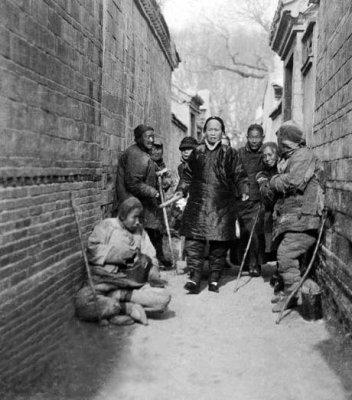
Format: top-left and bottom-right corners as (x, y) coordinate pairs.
(272, 295), (298, 313)
(271, 292), (284, 304)
(208, 282), (219, 293)
(273, 275), (284, 294)
(249, 265), (261, 277)
(270, 273), (278, 287)
(184, 280), (200, 294)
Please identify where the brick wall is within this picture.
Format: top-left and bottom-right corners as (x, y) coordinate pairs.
(0, 0), (177, 386)
(313, 0), (352, 330)
(100, 0), (178, 206)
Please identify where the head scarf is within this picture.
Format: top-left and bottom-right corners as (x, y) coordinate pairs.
(118, 197), (143, 221)
(276, 121), (306, 158)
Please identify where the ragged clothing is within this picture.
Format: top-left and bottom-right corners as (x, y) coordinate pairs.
(75, 218), (171, 324)
(268, 121), (324, 294)
(115, 143), (163, 231)
(270, 147), (324, 245)
(87, 218), (159, 282)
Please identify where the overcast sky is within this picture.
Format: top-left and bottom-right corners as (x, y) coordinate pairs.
(163, 0), (279, 32)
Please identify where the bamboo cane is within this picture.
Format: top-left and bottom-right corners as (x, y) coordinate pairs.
(70, 193), (101, 323)
(234, 206), (261, 293)
(158, 176), (176, 272)
(159, 192), (183, 208)
(275, 211), (328, 325)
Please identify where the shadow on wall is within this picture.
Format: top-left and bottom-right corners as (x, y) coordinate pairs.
(1, 319), (135, 400)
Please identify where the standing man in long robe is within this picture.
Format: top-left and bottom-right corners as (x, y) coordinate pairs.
(115, 124), (169, 268)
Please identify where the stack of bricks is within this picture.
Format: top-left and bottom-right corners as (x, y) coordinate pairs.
(0, 0), (178, 386)
(313, 0), (352, 330)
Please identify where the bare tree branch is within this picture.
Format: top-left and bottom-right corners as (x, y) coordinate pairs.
(210, 64), (266, 79)
(198, 14), (269, 79)
(182, 48), (268, 79)
(237, 0), (271, 34)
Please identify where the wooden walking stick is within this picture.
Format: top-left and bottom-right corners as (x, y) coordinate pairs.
(159, 192), (183, 208)
(276, 210), (328, 325)
(70, 193), (101, 323)
(234, 205), (262, 293)
(158, 175), (176, 271)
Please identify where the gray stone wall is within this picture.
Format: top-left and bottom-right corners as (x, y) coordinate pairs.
(313, 0), (352, 330)
(0, 0), (177, 386)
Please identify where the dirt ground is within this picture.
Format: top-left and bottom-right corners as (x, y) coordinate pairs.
(3, 263), (352, 400)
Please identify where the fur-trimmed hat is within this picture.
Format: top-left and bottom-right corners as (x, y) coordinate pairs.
(179, 136), (198, 150)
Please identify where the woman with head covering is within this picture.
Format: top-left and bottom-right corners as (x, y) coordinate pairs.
(268, 121), (324, 312)
(256, 142), (283, 292)
(75, 197), (171, 326)
(177, 116), (249, 294)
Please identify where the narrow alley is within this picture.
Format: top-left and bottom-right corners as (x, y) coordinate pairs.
(1, 0), (352, 398)
(5, 264), (352, 400)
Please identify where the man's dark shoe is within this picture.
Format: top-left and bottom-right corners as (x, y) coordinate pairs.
(184, 280), (200, 294)
(249, 265), (261, 277)
(270, 273), (278, 287)
(271, 273), (284, 294)
(159, 257), (173, 270)
(208, 282), (219, 293)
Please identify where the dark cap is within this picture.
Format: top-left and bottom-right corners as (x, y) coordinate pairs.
(153, 137), (163, 147)
(179, 136), (198, 150)
(134, 124), (154, 140)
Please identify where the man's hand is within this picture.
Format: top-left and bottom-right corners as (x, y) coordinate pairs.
(241, 193), (249, 201)
(156, 168), (168, 177)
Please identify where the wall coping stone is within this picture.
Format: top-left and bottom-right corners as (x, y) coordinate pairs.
(134, 0), (180, 70)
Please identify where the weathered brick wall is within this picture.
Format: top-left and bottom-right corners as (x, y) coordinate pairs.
(0, 0), (177, 386)
(313, 0), (352, 330)
(100, 0), (178, 206)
